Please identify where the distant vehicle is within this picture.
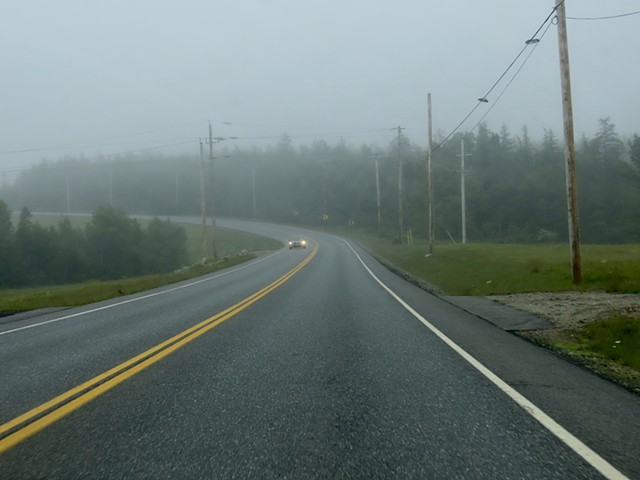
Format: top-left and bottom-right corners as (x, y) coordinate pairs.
(288, 239), (307, 249)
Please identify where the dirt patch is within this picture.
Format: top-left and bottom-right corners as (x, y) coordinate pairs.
(489, 292), (640, 394)
(489, 292), (640, 329)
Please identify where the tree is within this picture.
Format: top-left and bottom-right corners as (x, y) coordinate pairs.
(142, 218), (188, 273)
(516, 125), (535, 166)
(0, 200), (13, 285)
(629, 134), (640, 177)
(14, 208), (58, 285)
(594, 117), (624, 164)
(85, 206), (144, 279)
(52, 217), (90, 283)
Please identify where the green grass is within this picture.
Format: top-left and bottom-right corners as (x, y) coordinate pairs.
(0, 255), (255, 314)
(184, 225), (281, 264)
(559, 317), (640, 372)
(340, 232), (640, 295)
(0, 215), (282, 314)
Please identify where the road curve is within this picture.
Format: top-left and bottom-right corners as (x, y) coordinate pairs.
(1, 219), (639, 479)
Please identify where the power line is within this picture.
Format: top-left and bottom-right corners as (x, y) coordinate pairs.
(98, 140), (196, 158)
(0, 138), (197, 155)
(468, 5), (640, 134)
(225, 121), (391, 132)
(0, 140), (198, 176)
(2, 126), (393, 156)
(433, 2), (564, 151)
(0, 120), (212, 155)
(567, 10), (640, 21)
(469, 20), (554, 132)
(236, 129), (394, 142)
(480, 1), (563, 102)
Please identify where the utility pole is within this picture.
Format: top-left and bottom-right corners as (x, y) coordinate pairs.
(199, 138), (207, 262)
(427, 93), (434, 254)
(251, 166), (257, 219)
(108, 169), (113, 207)
(322, 161), (328, 229)
(397, 126), (404, 244)
(175, 169), (180, 214)
(374, 156), (381, 234)
(66, 173), (70, 213)
(208, 121), (218, 259)
(456, 137), (471, 244)
(555, 0), (582, 284)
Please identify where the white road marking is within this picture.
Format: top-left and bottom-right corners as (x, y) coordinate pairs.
(342, 238), (629, 480)
(0, 250), (282, 337)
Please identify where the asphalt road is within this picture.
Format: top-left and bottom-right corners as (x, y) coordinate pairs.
(1, 219), (639, 479)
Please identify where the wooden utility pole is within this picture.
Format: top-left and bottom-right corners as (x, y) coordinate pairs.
(208, 121), (218, 259)
(427, 93), (434, 254)
(457, 138), (471, 244)
(397, 126), (404, 244)
(175, 169), (180, 214)
(109, 170), (113, 206)
(199, 138), (207, 262)
(66, 174), (70, 213)
(375, 157), (382, 234)
(555, 0), (582, 284)
(251, 166), (257, 219)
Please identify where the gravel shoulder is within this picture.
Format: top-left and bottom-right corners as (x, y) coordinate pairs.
(489, 292), (640, 394)
(488, 292), (640, 329)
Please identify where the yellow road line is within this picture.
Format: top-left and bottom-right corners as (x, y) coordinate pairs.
(0, 243), (317, 453)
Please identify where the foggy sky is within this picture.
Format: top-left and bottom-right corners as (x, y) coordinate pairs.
(2, 0), (639, 174)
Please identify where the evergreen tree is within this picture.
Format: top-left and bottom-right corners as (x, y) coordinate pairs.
(629, 134), (640, 180)
(0, 200), (13, 286)
(85, 206), (144, 279)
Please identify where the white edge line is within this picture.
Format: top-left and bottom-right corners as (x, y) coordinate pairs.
(0, 250), (283, 337)
(341, 238), (628, 480)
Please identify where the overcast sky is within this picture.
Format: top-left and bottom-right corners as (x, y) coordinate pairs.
(1, 0), (639, 174)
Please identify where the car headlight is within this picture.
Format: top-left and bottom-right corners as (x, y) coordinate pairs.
(301, 240), (306, 245)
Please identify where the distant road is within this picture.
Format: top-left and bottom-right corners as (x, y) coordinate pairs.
(1, 218), (639, 479)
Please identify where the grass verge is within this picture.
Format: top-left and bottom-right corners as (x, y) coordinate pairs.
(519, 317), (640, 395)
(341, 233), (640, 295)
(0, 254), (255, 315)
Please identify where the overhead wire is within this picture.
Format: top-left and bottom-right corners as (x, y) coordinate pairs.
(567, 10), (640, 21)
(236, 128), (394, 142)
(0, 138), (198, 155)
(2, 122), (393, 158)
(469, 5), (639, 133)
(469, 19), (554, 133)
(0, 126), (395, 177)
(0, 139), (197, 176)
(0, 120), (212, 155)
(433, 1), (565, 151)
(97, 140), (197, 158)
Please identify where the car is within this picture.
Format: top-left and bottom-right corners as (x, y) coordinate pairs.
(288, 239), (307, 249)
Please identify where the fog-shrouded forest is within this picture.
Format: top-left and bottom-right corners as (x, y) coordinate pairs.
(0, 204), (188, 287)
(2, 119), (640, 246)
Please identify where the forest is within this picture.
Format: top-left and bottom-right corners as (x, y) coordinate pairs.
(2, 119), (640, 247)
(0, 204), (188, 287)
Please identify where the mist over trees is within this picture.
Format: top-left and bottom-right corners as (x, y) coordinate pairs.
(2, 119), (639, 245)
(0, 204), (188, 287)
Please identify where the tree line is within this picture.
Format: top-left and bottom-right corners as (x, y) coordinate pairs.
(0, 203), (188, 287)
(2, 118), (640, 245)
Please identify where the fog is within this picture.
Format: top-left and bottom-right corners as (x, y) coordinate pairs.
(2, 0), (639, 174)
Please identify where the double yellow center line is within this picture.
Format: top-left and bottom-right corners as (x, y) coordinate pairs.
(0, 243), (318, 453)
